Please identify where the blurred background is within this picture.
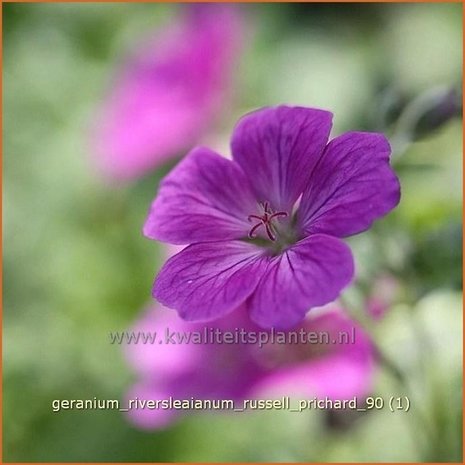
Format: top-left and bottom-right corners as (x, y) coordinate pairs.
(3, 2), (462, 462)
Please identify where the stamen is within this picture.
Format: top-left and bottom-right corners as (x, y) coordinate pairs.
(265, 223), (276, 241)
(247, 203), (288, 242)
(269, 211), (288, 221)
(248, 222), (263, 239)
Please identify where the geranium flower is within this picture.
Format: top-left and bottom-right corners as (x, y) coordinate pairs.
(144, 106), (401, 328)
(93, 4), (242, 181)
(125, 304), (374, 429)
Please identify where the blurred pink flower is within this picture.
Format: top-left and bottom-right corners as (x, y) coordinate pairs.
(366, 274), (401, 321)
(93, 4), (242, 182)
(125, 304), (374, 429)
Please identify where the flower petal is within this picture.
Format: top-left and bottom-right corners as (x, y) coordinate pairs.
(250, 311), (374, 399)
(93, 5), (242, 181)
(297, 132), (401, 237)
(252, 352), (373, 401)
(125, 305), (205, 380)
(153, 241), (265, 321)
(143, 147), (258, 244)
(231, 106), (333, 212)
(248, 234), (354, 329)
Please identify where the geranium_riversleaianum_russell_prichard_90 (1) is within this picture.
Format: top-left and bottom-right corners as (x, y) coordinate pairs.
(143, 106), (401, 329)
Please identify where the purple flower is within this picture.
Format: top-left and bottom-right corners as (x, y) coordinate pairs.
(125, 304), (374, 430)
(144, 106), (401, 328)
(93, 5), (242, 181)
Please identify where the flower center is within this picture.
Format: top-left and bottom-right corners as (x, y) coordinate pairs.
(247, 201), (288, 242)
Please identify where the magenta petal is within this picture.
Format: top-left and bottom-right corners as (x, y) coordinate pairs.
(231, 106), (333, 212)
(251, 311), (374, 399)
(143, 147), (258, 244)
(125, 306), (204, 380)
(248, 234), (354, 329)
(93, 5), (242, 181)
(296, 311), (374, 399)
(252, 352), (373, 401)
(153, 241), (265, 321)
(297, 132), (401, 237)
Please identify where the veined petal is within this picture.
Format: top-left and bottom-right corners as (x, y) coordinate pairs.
(153, 241), (265, 321)
(297, 132), (401, 237)
(143, 147), (258, 244)
(248, 234), (354, 329)
(231, 106), (333, 212)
